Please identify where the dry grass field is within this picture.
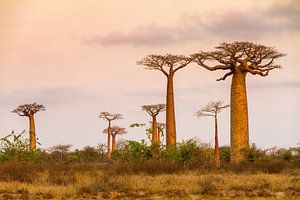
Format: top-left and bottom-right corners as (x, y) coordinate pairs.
(0, 162), (299, 200)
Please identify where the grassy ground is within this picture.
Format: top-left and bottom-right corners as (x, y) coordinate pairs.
(0, 162), (299, 199)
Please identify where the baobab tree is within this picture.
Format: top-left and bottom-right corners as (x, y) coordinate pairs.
(196, 101), (229, 167)
(156, 122), (165, 146)
(11, 103), (45, 150)
(99, 112), (122, 159)
(137, 54), (192, 149)
(192, 42), (285, 162)
(103, 126), (126, 152)
(142, 104), (166, 144)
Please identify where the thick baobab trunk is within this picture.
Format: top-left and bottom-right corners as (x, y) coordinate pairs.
(152, 116), (158, 143)
(230, 70), (249, 163)
(166, 74), (176, 149)
(107, 121), (111, 160)
(29, 113), (36, 150)
(214, 115), (220, 167)
(112, 135), (116, 152)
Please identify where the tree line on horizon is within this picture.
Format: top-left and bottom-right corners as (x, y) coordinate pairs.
(6, 41), (285, 164)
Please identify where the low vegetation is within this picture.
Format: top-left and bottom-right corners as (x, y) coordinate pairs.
(0, 131), (299, 199)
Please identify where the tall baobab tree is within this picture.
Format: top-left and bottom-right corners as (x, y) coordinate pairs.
(142, 104), (166, 144)
(196, 101), (229, 167)
(103, 126), (126, 152)
(192, 42), (285, 162)
(137, 54), (192, 149)
(157, 122), (165, 146)
(99, 112), (122, 159)
(11, 103), (45, 150)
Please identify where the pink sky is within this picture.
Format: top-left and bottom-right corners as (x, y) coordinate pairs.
(0, 0), (299, 149)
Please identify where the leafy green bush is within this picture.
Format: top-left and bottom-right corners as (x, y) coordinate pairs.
(0, 131), (42, 163)
(112, 140), (150, 162)
(220, 146), (230, 162)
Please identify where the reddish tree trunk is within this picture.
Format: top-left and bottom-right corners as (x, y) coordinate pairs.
(107, 121), (111, 160)
(112, 135), (116, 152)
(157, 128), (161, 145)
(152, 116), (158, 143)
(214, 115), (220, 167)
(29, 113), (36, 150)
(230, 70), (249, 163)
(166, 74), (176, 149)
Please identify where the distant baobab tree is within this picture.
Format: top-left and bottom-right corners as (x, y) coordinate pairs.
(142, 104), (166, 144)
(103, 126), (126, 152)
(156, 122), (165, 146)
(196, 101), (229, 167)
(137, 54), (192, 149)
(11, 103), (45, 150)
(192, 41), (285, 162)
(99, 112), (122, 159)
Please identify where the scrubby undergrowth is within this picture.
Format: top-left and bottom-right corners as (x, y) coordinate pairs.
(1, 132), (300, 199)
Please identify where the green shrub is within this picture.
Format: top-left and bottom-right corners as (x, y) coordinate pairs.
(0, 131), (42, 163)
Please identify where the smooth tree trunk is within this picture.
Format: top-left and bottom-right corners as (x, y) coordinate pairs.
(214, 115), (220, 167)
(152, 116), (158, 143)
(29, 113), (36, 150)
(107, 121), (111, 160)
(112, 135), (116, 152)
(157, 128), (161, 145)
(230, 70), (249, 163)
(166, 74), (176, 149)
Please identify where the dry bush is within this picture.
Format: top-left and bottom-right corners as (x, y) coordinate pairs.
(0, 162), (40, 183)
(104, 160), (183, 175)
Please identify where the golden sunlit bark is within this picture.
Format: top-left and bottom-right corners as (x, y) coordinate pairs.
(196, 101), (228, 167)
(230, 70), (249, 163)
(157, 129), (161, 145)
(192, 41), (285, 163)
(29, 113), (36, 150)
(137, 54), (192, 150)
(103, 125), (126, 155)
(152, 116), (158, 143)
(11, 103), (45, 151)
(99, 112), (123, 160)
(214, 115), (220, 167)
(141, 104), (166, 144)
(166, 74), (176, 149)
(112, 134), (116, 152)
(107, 121), (111, 160)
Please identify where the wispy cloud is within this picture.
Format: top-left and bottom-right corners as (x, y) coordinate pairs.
(0, 86), (101, 106)
(249, 79), (300, 89)
(83, 0), (300, 46)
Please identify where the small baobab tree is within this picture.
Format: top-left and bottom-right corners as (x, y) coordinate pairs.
(103, 126), (126, 152)
(196, 101), (229, 167)
(137, 54), (192, 149)
(99, 112), (122, 159)
(11, 103), (45, 150)
(192, 41), (285, 162)
(142, 104), (166, 144)
(156, 122), (165, 146)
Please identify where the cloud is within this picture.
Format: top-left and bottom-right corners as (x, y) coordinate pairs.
(249, 79), (300, 89)
(0, 86), (101, 106)
(84, 0), (300, 46)
(84, 24), (177, 46)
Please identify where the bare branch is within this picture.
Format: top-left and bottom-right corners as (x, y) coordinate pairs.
(196, 101), (229, 118)
(142, 103), (166, 116)
(99, 112), (123, 121)
(12, 103), (46, 117)
(216, 71), (234, 81)
(191, 52), (232, 71)
(137, 54), (192, 76)
(194, 42), (285, 78)
(103, 125), (127, 136)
